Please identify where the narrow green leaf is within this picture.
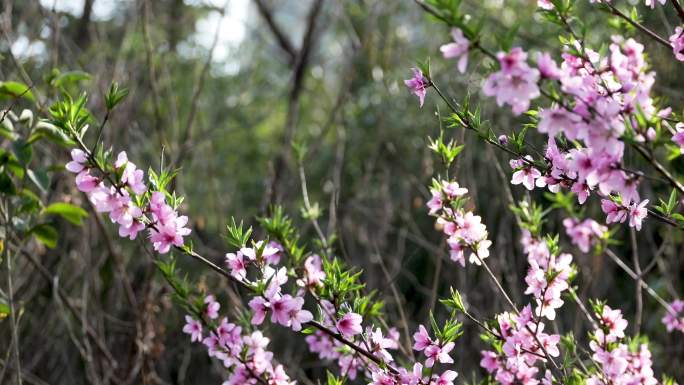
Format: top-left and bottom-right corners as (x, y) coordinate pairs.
(43, 202), (88, 225)
(30, 223), (58, 248)
(0, 81), (35, 102)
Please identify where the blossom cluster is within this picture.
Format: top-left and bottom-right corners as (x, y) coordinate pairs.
(409, 25), (661, 231)
(521, 232), (574, 320)
(182, 295), (295, 385)
(662, 300), (684, 333)
(427, 180), (492, 266)
(496, 36), (658, 230)
(66, 149), (191, 252)
(562, 217), (607, 253)
(480, 306), (560, 385)
(305, 297), (396, 380)
(588, 305), (659, 385)
(483, 48), (540, 115)
(225, 241), (314, 332)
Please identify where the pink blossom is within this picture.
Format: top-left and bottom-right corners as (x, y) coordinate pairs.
(440, 28), (469, 73)
(427, 191), (443, 215)
(399, 363), (424, 385)
(265, 241), (283, 265)
(286, 296), (313, 331)
(66, 149), (88, 173)
(367, 327), (397, 362)
(120, 163), (146, 195)
(670, 27), (684, 61)
(480, 351), (499, 373)
(537, 0), (554, 9)
(109, 194), (142, 228)
(596, 305), (628, 342)
(336, 312), (363, 338)
(433, 370), (458, 385)
(662, 300), (684, 333)
(672, 123), (684, 153)
(442, 181), (468, 198)
(149, 214), (191, 253)
(483, 48), (540, 115)
(75, 170), (100, 192)
(301, 254), (326, 287)
(563, 218), (606, 253)
(270, 294), (295, 327)
(249, 296), (269, 325)
(511, 161), (542, 190)
(628, 199), (649, 231)
(119, 220), (145, 240)
(182, 315), (202, 342)
(412, 324), (432, 351)
(370, 371), (396, 385)
(601, 199), (628, 224)
(204, 295), (220, 319)
(644, 0), (666, 7)
(404, 68), (429, 108)
(536, 52), (560, 79)
(424, 342), (454, 367)
(226, 251), (248, 280)
(537, 107), (580, 137)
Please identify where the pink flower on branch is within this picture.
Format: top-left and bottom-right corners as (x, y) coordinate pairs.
(336, 312), (363, 338)
(404, 68), (430, 108)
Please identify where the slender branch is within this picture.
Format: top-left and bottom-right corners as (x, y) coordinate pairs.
(670, 0), (684, 23)
(631, 143), (684, 195)
(4, 202), (22, 385)
(630, 228), (643, 334)
(253, 0), (297, 64)
(604, 3), (671, 49)
(174, 2), (227, 169)
(604, 248), (675, 314)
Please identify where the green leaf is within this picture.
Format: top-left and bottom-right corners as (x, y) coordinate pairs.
(0, 81), (35, 102)
(105, 82), (129, 110)
(0, 114), (17, 140)
(43, 202), (88, 225)
(30, 223), (58, 248)
(28, 121), (75, 147)
(50, 71), (91, 88)
(0, 299), (9, 319)
(0, 172), (16, 195)
(27, 169), (49, 194)
(12, 139), (32, 165)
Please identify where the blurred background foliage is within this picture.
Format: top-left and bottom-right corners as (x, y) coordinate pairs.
(0, 0), (682, 384)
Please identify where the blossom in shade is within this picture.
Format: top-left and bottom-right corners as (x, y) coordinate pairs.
(404, 68), (430, 108)
(225, 250), (248, 280)
(537, 107), (580, 137)
(601, 199), (629, 225)
(662, 300), (684, 333)
(433, 370), (458, 385)
(536, 52), (560, 79)
(563, 218), (607, 253)
(412, 325), (432, 351)
(670, 27), (684, 61)
(204, 295), (220, 319)
(672, 123), (684, 152)
(628, 199), (649, 231)
(66, 149), (88, 173)
(483, 48), (540, 115)
(75, 170), (100, 192)
(644, 0), (666, 7)
(440, 28), (469, 73)
(424, 341), (454, 367)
